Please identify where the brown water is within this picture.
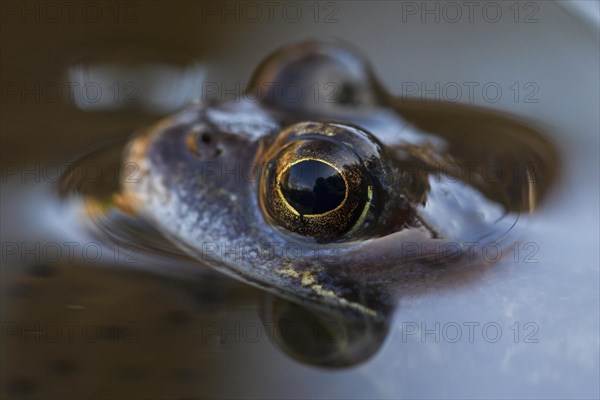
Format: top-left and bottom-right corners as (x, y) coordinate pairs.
(1, 1), (599, 399)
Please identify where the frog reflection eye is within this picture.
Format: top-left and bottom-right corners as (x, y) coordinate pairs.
(259, 122), (391, 241)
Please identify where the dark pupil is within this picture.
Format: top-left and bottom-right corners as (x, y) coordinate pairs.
(280, 160), (346, 215)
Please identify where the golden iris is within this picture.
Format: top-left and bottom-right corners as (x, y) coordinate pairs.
(259, 122), (380, 241)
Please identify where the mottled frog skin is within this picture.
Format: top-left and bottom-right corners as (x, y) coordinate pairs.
(121, 40), (557, 321)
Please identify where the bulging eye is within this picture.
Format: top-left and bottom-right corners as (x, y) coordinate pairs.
(259, 122), (393, 242)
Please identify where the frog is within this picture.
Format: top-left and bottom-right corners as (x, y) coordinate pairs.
(117, 39), (558, 322)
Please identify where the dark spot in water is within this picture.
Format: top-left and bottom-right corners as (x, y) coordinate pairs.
(162, 309), (192, 326)
(5, 377), (38, 396)
(173, 368), (198, 383)
(8, 283), (32, 298)
(189, 288), (226, 305)
(27, 263), (58, 278)
(47, 359), (78, 376)
(115, 366), (146, 381)
(101, 325), (125, 341)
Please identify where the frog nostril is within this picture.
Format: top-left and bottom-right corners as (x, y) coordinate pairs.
(186, 131), (224, 159)
(201, 133), (212, 144)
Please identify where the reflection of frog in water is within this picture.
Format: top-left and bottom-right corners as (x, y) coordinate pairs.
(120, 40), (557, 324)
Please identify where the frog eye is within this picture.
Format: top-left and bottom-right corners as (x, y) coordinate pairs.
(259, 122), (392, 242)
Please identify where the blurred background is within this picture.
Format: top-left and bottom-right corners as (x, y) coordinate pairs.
(1, 1), (599, 399)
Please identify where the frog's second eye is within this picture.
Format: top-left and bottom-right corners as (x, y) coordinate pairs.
(259, 122), (392, 242)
